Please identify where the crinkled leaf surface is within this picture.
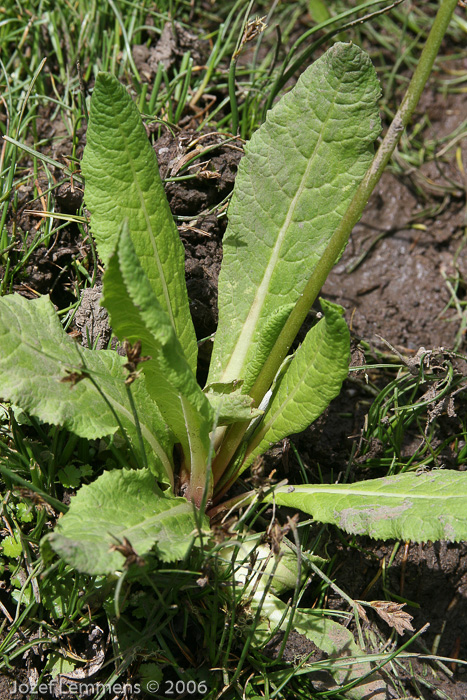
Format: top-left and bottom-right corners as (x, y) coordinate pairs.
(48, 469), (205, 574)
(253, 594), (386, 700)
(242, 299), (349, 470)
(102, 222), (212, 464)
(81, 72), (198, 372)
(266, 472), (467, 541)
(241, 303), (294, 394)
(0, 294), (173, 483)
(205, 389), (263, 425)
(208, 43), (380, 388)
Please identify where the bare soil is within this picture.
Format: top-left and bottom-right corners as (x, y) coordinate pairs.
(324, 90), (467, 354)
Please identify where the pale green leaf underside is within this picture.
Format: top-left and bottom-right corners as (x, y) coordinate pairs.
(253, 595), (386, 700)
(48, 469), (205, 574)
(0, 294), (172, 482)
(209, 42), (381, 387)
(102, 222), (212, 461)
(81, 72), (197, 372)
(243, 299), (349, 470)
(267, 472), (467, 542)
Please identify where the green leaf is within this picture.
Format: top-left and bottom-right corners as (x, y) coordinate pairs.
(308, 0), (332, 24)
(1, 534), (22, 558)
(253, 594), (386, 700)
(102, 222), (213, 478)
(219, 535), (312, 597)
(11, 584), (34, 607)
(208, 43), (380, 388)
(81, 72), (198, 372)
(47, 469), (206, 574)
(242, 304), (295, 394)
(41, 575), (79, 618)
(139, 664), (164, 692)
(242, 299), (349, 470)
(219, 533), (382, 697)
(205, 388), (263, 425)
(45, 653), (77, 679)
(266, 471), (467, 542)
(58, 464), (83, 489)
(0, 294), (173, 483)
(15, 502), (34, 523)
(230, 535), (385, 698)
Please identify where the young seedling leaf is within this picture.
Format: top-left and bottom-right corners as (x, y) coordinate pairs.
(102, 221), (213, 484)
(81, 72), (198, 373)
(47, 469), (205, 574)
(208, 42), (380, 389)
(267, 472), (467, 542)
(242, 299), (350, 471)
(0, 294), (173, 483)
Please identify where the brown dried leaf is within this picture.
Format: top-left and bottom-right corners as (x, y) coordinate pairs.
(60, 369), (90, 386)
(109, 536), (146, 569)
(355, 602), (369, 623)
(122, 339), (151, 384)
(233, 16), (267, 60)
(370, 600), (415, 636)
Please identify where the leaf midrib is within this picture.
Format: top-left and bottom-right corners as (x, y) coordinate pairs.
(99, 501), (195, 538)
(219, 77), (342, 385)
(278, 485), (466, 500)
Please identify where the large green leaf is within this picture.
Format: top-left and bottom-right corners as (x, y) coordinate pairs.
(266, 472), (467, 542)
(47, 469), (205, 574)
(242, 299), (349, 471)
(0, 294), (173, 483)
(225, 536), (385, 699)
(253, 594), (386, 700)
(102, 222), (213, 482)
(81, 73), (198, 372)
(208, 43), (380, 389)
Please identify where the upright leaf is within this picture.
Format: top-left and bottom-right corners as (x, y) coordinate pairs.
(0, 294), (173, 484)
(102, 222), (213, 484)
(81, 73), (198, 372)
(47, 469), (206, 574)
(242, 299), (349, 472)
(266, 472), (467, 542)
(208, 43), (380, 389)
